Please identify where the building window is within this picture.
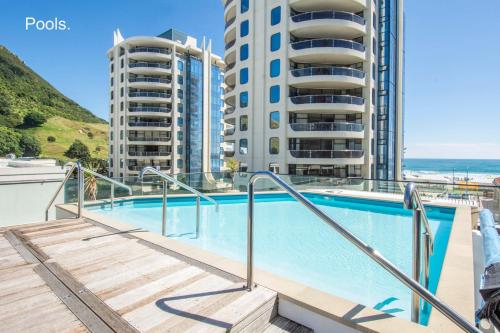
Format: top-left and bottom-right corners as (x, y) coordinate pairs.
(110, 159), (113, 168)
(240, 44), (249, 61)
(271, 6), (281, 26)
(177, 117), (184, 126)
(120, 130), (123, 140)
(119, 144), (123, 154)
(178, 103), (183, 113)
(120, 102), (123, 111)
(177, 131), (183, 140)
(110, 118), (113, 126)
(110, 104), (114, 114)
(240, 115), (248, 131)
(110, 131), (113, 140)
(270, 111), (279, 129)
(120, 87), (123, 97)
(270, 33), (281, 52)
(178, 89), (184, 99)
(110, 91), (114, 100)
(269, 137), (279, 154)
(110, 77), (114, 86)
(270, 85), (280, 103)
(178, 76), (183, 85)
(177, 146), (183, 155)
(239, 139), (248, 155)
(240, 91), (249, 108)
(110, 145), (113, 154)
(110, 63), (114, 73)
(120, 58), (124, 68)
(240, 68), (249, 84)
(270, 59), (280, 78)
(241, 0), (249, 13)
(177, 159), (183, 168)
(120, 116), (123, 125)
(120, 73), (124, 82)
(178, 60), (184, 71)
(240, 20), (249, 37)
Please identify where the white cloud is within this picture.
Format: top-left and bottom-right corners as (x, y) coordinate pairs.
(405, 142), (500, 159)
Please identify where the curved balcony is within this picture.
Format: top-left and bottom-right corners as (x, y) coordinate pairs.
(288, 122), (365, 139)
(128, 91), (171, 103)
(290, 11), (366, 39)
(224, 17), (237, 44)
(128, 62), (170, 75)
(288, 149), (364, 164)
(289, 94), (365, 113)
(128, 121), (171, 129)
(128, 151), (172, 157)
(224, 150), (235, 158)
(225, 64), (237, 87)
(224, 0), (236, 22)
(289, 39), (365, 65)
(128, 47), (171, 61)
(289, 67), (365, 89)
(128, 77), (171, 88)
(289, 0), (367, 12)
(224, 88), (236, 107)
(224, 107), (236, 116)
(129, 106), (171, 115)
(224, 127), (236, 136)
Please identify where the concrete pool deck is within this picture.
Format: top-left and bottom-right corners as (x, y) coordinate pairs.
(53, 190), (476, 333)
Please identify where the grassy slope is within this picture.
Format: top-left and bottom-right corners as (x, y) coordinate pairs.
(25, 117), (108, 160)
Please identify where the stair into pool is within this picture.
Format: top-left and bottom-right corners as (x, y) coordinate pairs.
(0, 218), (313, 333)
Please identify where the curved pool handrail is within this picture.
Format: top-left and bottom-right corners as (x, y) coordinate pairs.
(404, 183), (435, 250)
(45, 162), (77, 221)
(246, 171), (479, 333)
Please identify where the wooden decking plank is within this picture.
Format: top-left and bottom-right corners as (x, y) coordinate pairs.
(22, 223), (94, 239)
(14, 218), (84, 233)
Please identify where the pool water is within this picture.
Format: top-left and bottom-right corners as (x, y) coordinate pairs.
(88, 193), (455, 324)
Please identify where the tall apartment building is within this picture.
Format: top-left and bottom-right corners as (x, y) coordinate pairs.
(222, 0), (404, 179)
(108, 29), (225, 178)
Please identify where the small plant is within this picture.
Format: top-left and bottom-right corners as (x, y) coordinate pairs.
(83, 160), (99, 201)
(47, 136), (56, 142)
(226, 158), (240, 190)
(87, 131), (94, 139)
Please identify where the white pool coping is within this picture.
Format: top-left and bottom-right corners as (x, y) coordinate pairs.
(56, 190), (475, 333)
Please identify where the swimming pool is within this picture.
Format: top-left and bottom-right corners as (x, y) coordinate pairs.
(87, 193), (455, 324)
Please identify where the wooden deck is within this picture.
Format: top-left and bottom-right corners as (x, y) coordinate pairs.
(0, 218), (312, 333)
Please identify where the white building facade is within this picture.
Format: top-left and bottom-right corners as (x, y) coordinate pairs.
(108, 29), (225, 178)
(222, 0), (404, 179)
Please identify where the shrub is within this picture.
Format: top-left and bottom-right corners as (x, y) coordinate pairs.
(87, 131), (94, 139)
(64, 139), (91, 162)
(0, 126), (21, 156)
(23, 111), (47, 127)
(47, 136), (56, 142)
(19, 134), (41, 157)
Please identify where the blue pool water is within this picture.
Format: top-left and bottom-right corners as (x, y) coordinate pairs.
(88, 193), (455, 324)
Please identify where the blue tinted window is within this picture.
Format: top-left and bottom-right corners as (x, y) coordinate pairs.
(271, 6), (281, 26)
(270, 33), (281, 52)
(240, 20), (249, 37)
(241, 0), (249, 13)
(240, 91), (249, 108)
(269, 86), (280, 103)
(178, 60), (184, 71)
(240, 68), (249, 84)
(270, 85), (280, 103)
(270, 59), (280, 78)
(240, 44), (249, 61)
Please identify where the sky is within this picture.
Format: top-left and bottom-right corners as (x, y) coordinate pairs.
(0, 0), (499, 159)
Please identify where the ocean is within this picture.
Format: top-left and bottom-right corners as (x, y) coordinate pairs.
(404, 159), (500, 175)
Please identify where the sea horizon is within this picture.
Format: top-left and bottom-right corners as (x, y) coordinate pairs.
(403, 158), (500, 178)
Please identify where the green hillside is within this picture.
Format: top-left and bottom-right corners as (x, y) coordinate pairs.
(0, 45), (108, 160)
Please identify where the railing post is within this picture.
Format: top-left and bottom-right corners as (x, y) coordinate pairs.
(162, 180), (168, 236)
(110, 183), (115, 210)
(246, 180), (255, 291)
(423, 232), (431, 289)
(412, 208), (422, 323)
(196, 196), (201, 238)
(77, 162), (84, 218)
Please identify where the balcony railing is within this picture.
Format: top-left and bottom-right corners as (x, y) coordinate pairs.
(224, 127), (235, 136)
(129, 92), (171, 98)
(129, 47), (170, 55)
(291, 38), (365, 52)
(128, 151), (172, 157)
(225, 17), (236, 30)
(290, 67), (365, 79)
(129, 107), (171, 113)
(129, 62), (170, 69)
(128, 121), (171, 127)
(291, 10), (366, 25)
(224, 107), (236, 115)
(224, 151), (235, 158)
(289, 150), (364, 159)
(290, 95), (365, 105)
(225, 40), (236, 50)
(129, 77), (171, 84)
(226, 63), (236, 71)
(128, 137), (171, 142)
(290, 122), (364, 132)
(128, 165), (170, 171)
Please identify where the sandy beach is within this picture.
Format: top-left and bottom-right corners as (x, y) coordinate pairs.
(403, 170), (498, 185)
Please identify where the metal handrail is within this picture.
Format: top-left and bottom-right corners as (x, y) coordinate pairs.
(246, 171), (479, 333)
(45, 162), (132, 221)
(139, 167), (219, 237)
(404, 183), (435, 323)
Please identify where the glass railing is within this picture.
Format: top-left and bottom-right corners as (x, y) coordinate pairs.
(224, 151), (236, 158)
(129, 77), (171, 84)
(128, 137), (171, 142)
(224, 127), (236, 135)
(128, 151), (172, 157)
(291, 10), (366, 25)
(129, 92), (171, 98)
(225, 40), (236, 50)
(225, 17), (236, 30)
(128, 166), (171, 172)
(129, 47), (170, 55)
(129, 62), (170, 69)
(289, 150), (364, 159)
(224, 107), (236, 115)
(128, 121), (171, 127)
(129, 107), (171, 113)
(291, 38), (365, 52)
(291, 66), (365, 79)
(290, 122), (364, 132)
(290, 95), (365, 105)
